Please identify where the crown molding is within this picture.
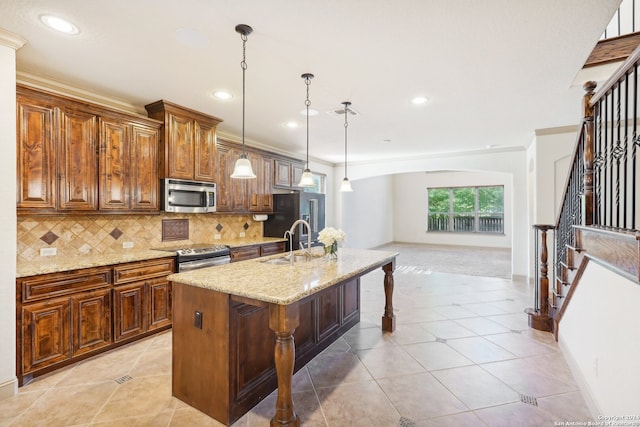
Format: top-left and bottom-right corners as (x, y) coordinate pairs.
(0, 28), (27, 50)
(16, 70), (146, 115)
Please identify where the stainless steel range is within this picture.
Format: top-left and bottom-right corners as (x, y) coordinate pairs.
(154, 243), (231, 272)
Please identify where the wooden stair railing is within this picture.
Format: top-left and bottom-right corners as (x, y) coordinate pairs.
(529, 45), (640, 339)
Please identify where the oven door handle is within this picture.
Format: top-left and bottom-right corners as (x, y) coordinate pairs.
(178, 256), (231, 272)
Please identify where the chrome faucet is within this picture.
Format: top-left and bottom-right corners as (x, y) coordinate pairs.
(288, 219), (312, 265)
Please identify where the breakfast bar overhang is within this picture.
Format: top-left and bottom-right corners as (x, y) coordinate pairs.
(168, 248), (398, 426)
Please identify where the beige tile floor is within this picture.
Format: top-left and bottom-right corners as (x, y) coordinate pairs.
(1, 253), (593, 426)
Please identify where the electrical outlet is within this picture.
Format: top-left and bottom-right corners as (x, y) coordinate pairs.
(122, 241), (134, 249)
(40, 247), (57, 257)
(239, 231), (246, 238)
(214, 234), (221, 240)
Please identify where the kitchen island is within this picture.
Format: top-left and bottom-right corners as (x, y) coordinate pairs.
(168, 247), (398, 426)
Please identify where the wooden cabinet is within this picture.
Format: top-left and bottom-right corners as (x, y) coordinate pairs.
(229, 241), (286, 262)
(145, 100), (222, 182)
(274, 158), (305, 189)
(99, 117), (159, 211)
(16, 85), (161, 215)
(113, 257), (175, 342)
(16, 257), (175, 385)
(248, 152), (273, 212)
(172, 276), (361, 425)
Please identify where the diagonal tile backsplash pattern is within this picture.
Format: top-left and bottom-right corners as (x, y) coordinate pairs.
(17, 213), (261, 263)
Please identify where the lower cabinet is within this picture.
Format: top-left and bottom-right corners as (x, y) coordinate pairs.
(16, 257), (175, 385)
(172, 276), (360, 425)
(229, 241), (286, 262)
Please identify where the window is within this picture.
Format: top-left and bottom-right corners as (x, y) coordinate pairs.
(427, 186), (504, 233)
(302, 172), (326, 194)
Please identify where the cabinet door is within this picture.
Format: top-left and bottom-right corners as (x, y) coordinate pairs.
(113, 282), (146, 342)
(317, 287), (341, 342)
(261, 156), (273, 211)
(227, 147), (248, 211)
(274, 159), (291, 187)
(130, 123), (159, 211)
(215, 144), (232, 212)
(22, 298), (71, 374)
(99, 118), (129, 210)
(167, 113), (194, 179)
(342, 279), (360, 324)
(194, 121), (217, 182)
(58, 109), (98, 211)
(72, 289), (112, 357)
(291, 162), (305, 187)
(247, 152), (262, 211)
(148, 278), (171, 330)
(260, 241), (285, 257)
(16, 98), (57, 210)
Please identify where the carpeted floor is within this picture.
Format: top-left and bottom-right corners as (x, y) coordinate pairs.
(374, 242), (512, 279)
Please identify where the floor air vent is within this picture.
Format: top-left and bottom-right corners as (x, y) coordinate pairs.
(115, 375), (133, 384)
(520, 394), (538, 406)
(398, 416), (416, 427)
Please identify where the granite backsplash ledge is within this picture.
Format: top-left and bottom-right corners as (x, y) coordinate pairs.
(17, 213), (262, 263)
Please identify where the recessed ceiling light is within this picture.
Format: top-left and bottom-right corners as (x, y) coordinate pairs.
(411, 96), (429, 105)
(212, 90), (232, 100)
(300, 108), (319, 116)
(39, 15), (79, 35)
(285, 121), (299, 129)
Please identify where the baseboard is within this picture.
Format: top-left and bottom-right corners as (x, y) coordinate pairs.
(511, 273), (528, 283)
(557, 335), (602, 418)
(0, 377), (17, 401)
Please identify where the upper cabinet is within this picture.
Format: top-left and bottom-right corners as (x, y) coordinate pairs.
(273, 158), (305, 189)
(16, 85), (161, 215)
(144, 100), (222, 182)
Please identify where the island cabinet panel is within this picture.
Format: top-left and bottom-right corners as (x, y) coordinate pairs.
(171, 277), (361, 425)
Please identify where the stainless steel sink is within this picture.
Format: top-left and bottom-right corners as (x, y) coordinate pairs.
(261, 255), (308, 265)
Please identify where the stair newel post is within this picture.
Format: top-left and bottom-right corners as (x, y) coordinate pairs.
(582, 81), (597, 226)
(526, 224), (554, 331)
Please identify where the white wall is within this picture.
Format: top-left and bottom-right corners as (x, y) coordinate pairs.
(559, 261), (640, 415)
(392, 171), (511, 248)
(0, 29), (25, 400)
(334, 148), (529, 278)
(339, 175), (393, 249)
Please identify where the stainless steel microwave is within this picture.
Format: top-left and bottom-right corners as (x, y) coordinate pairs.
(162, 178), (216, 213)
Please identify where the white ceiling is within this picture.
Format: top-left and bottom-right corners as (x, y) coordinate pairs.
(0, 0), (622, 165)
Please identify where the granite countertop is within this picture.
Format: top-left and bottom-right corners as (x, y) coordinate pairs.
(17, 237), (288, 278)
(167, 248), (398, 305)
(17, 250), (175, 278)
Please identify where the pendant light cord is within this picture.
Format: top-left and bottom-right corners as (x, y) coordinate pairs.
(344, 104), (349, 177)
(304, 75), (311, 168)
(241, 32), (248, 155)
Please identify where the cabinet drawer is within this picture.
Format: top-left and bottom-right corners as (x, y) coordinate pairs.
(113, 258), (175, 285)
(230, 245), (261, 262)
(19, 267), (112, 303)
(260, 242), (286, 257)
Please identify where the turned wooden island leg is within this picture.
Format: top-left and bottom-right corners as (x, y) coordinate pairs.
(269, 303), (300, 427)
(381, 261), (396, 332)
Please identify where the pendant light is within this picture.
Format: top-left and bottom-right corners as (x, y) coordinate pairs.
(298, 73), (316, 187)
(231, 24), (256, 179)
(340, 101), (354, 192)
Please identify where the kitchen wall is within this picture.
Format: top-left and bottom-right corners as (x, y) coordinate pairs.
(0, 31), (23, 400)
(17, 213), (261, 262)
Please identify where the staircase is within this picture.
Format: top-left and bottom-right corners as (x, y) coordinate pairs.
(528, 45), (640, 339)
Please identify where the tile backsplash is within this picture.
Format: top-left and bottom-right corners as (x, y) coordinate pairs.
(17, 213), (261, 263)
